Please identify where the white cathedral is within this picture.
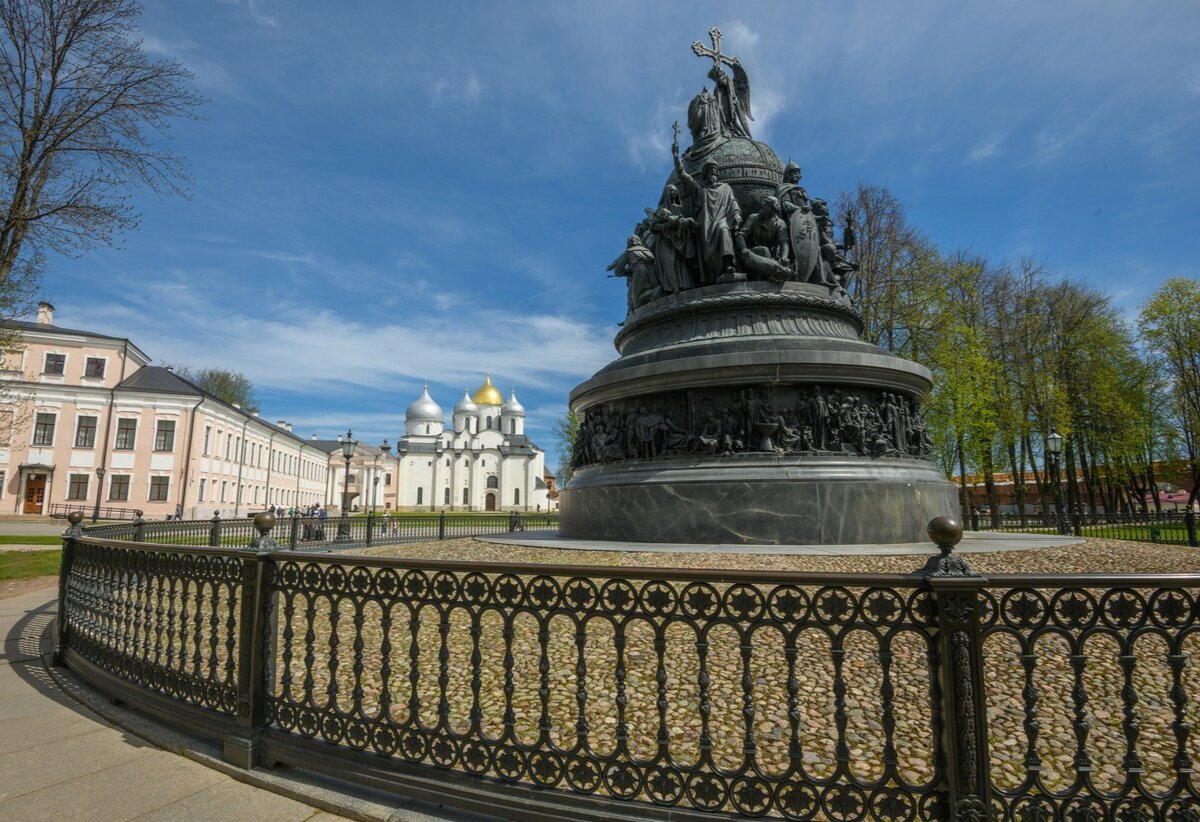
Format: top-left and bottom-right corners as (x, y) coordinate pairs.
(395, 375), (551, 512)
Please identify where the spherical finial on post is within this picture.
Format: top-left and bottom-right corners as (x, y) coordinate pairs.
(64, 509), (86, 537)
(927, 515), (963, 551)
(253, 511), (276, 535)
(921, 515), (973, 577)
(250, 511), (278, 551)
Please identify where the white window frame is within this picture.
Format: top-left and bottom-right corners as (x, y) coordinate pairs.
(83, 356), (107, 379)
(32, 411), (57, 446)
(114, 417), (138, 450)
(74, 413), (99, 449)
(147, 474), (171, 502)
(42, 351), (67, 376)
(66, 473), (90, 500)
(108, 474), (131, 502)
(154, 418), (176, 452)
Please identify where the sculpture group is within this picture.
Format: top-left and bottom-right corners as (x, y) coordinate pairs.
(572, 384), (933, 469)
(562, 29), (959, 545)
(607, 28), (858, 312)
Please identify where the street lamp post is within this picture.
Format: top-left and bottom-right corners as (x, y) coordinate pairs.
(1046, 430), (1068, 535)
(372, 464), (380, 514)
(92, 467), (106, 523)
(380, 439), (390, 513)
(336, 429), (355, 541)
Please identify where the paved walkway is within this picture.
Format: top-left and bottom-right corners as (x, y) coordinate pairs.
(1, 585), (493, 821)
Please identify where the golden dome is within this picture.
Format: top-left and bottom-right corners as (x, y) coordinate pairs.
(472, 373), (504, 406)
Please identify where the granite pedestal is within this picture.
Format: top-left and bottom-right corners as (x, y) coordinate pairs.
(560, 282), (960, 546)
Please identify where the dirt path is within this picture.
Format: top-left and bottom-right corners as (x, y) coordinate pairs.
(0, 576), (56, 600)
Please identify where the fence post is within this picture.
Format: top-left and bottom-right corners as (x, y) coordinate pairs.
(53, 511), (86, 666)
(224, 512), (277, 768)
(366, 513), (373, 547)
(920, 516), (992, 819)
(1186, 510), (1198, 548)
(209, 512), (222, 547)
(438, 511), (446, 541)
(289, 515), (299, 550)
(969, 510), (979, 531)
(132, 510), (146, 542)
(1072, 512), (1083, 538)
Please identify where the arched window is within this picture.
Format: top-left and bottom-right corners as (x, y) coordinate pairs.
(425, 424), (429, 434)
(416, 487), (423, 505)
(486, 475), (498, 489)
(486, 416), (493, 429)
(514, 488), (520, 505)
(509, 419), (515, 434)
(443, 487), (450, 505)
(462, 487), (469, 505)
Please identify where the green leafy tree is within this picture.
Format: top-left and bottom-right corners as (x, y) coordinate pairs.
(551, 411), (579, 485)
(1139, 278), (1200, 508)
(168, 364), (259, 414)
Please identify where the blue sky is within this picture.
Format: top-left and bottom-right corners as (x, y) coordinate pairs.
(42, 1), (1200, 471)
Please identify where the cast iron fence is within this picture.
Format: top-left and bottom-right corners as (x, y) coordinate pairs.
(76, 511), (558, 551)
(48, 502), (142, 521)
(53, 514), (1200, 820)
(970, 510), (1199, 547)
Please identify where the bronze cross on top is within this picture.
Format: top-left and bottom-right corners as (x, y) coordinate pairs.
(692, 27), (738, 70)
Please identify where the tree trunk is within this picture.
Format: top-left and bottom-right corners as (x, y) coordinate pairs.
(1065, 439), (1081, 515)
(1010, 438), (1026, 517)
(957, 434), (970, 521)
(1147, 459), (1162, 514)
(1077, 440), (1098, 514)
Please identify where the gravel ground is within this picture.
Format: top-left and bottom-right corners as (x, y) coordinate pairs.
(348, 535), (1199, 575)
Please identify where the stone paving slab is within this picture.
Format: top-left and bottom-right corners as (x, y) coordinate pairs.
(0, 586), (492, 822)
(480, 529), (1083, 555)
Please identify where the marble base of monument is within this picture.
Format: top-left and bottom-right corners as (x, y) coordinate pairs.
(559, 454), (959, 546)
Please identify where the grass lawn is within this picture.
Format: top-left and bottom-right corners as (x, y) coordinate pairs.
(0, 535), (63, 545)
(988, 523), (1193, 544)
(0, 550), (61, 580)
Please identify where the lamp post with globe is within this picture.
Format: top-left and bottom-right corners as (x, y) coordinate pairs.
(92, 466), (106, 522)
(1045, 430), (1068, 535)
(336, 430), (355, 541)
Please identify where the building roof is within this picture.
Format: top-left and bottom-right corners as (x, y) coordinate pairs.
(118, 366), (317, 449)
(6, 318), (128, 342)
(472, 373), (503, 406)
(7, 319), (151, 362)
(119, 366), (202, 395)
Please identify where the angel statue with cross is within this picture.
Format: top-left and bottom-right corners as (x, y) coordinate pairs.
(691, 27), (753, 140)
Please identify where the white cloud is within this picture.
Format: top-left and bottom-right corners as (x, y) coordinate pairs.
(252, 249), (316, 265)
(966, 133), (1004, 163)
(625, 119), (672, 172)
(78, 282), (614, 399)
(245, 0), (278, 27)
(431, 72), (486, 105)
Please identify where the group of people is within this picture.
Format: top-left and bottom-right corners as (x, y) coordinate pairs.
(267, 503), (329, 540)
(572, 386), (933, 468)
(607, 135), (858, 313)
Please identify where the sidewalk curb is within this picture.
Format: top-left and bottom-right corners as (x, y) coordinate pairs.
(40, 629), (494, 822)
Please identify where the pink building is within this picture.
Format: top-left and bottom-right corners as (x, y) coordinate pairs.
(1, 303), (334, 518)
(2, 304), (553, 518)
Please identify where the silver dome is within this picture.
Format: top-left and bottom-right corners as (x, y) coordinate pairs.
(453, 389), (479, 416)
(405, 385), (444, 422)
(501, 389), (525, 416)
